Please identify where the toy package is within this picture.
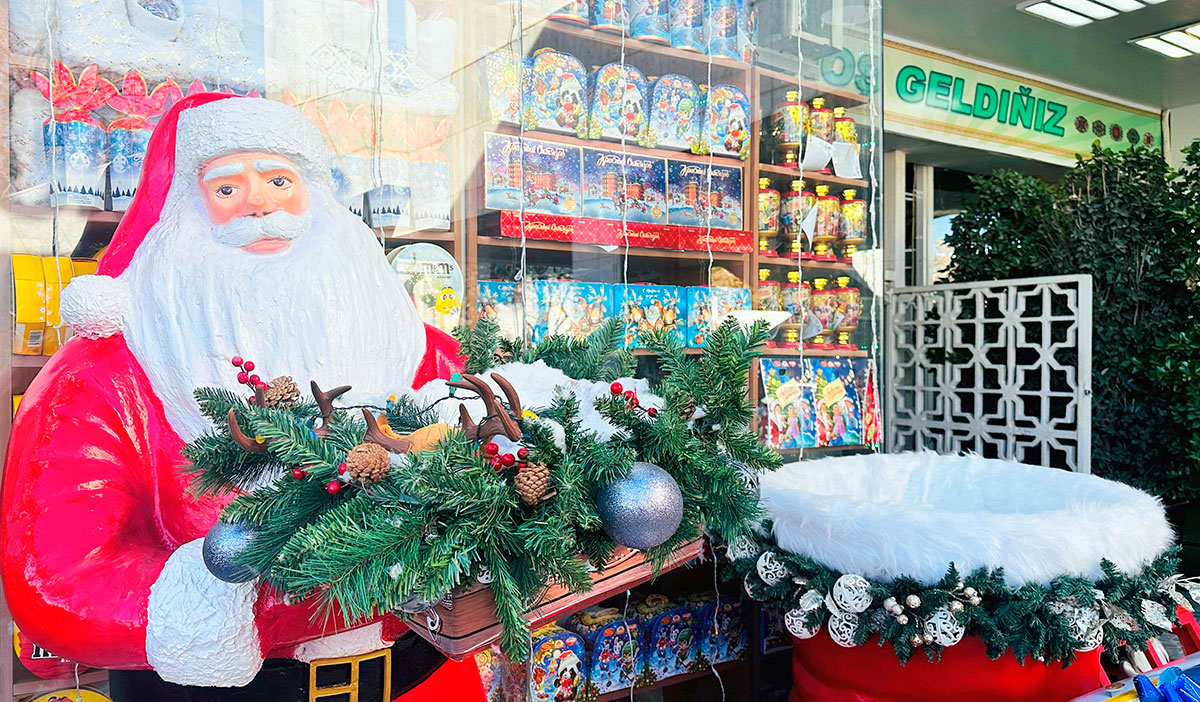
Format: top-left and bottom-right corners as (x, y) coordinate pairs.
(531, 279), (612, 343)
(592, 0), (631, 33)
(585, 63), (649, 142)
(698, 84), (751, 159)
(642, 605), (700, 681)
(484, 133), (583, 217)
(811, 358), (865, 447)
(669, 0), (705, 53)
(758, 358), (817, 450)
(761, 606), (793, 654)
(523, 49), (589, 135)
(547, 0), (591, 24)
(696, 596), (747, 665)
(666, 160), (743, 230)
(685, 285), (751, 347)
(481, 50), (523, 125)
(571, 607), (643, 698)
(582, 148), (667, 225)
(646, 74), (701, 151)
(737, 0), (759, 64)
(614, 284), (685, 348)
(476, 280), (527, 341)
(629, 0), (670, 43)
(527, 624), (587, 702)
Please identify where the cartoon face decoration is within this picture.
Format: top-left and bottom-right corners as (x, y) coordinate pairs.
(557, 75), (585, 129)
(620, 84), (645, 136)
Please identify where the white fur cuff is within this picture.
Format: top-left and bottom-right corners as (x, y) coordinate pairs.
(60, 274), (130, 339)
(146, 539), (263, 686)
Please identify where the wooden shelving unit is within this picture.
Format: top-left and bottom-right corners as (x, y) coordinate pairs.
(594, 660), (746, 702)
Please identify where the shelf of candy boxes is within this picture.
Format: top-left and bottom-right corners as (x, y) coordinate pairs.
(480, 34), (754, 164)
(475, 277), (754, 351)
(472, 587), (750, 702)
(759, 86), (872, 183)
(754, 175), (870, 265)
(753, 268), (868, 354)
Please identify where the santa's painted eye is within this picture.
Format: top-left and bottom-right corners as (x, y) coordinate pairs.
(214, 184), (237, 197)
(269, 175), (293, 188)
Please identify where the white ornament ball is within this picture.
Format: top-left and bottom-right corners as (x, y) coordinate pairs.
(883, 597), (897, 610)
(832, 574), (873, 614)
(1052, 603), (1103, 652)
(798, 589), (825, 612)
(890, 604), (904, 616)
(896, 614), (909, 626)
(828, 612), (860, 647)
(922, 632), (934, 644)
(923, 607), (966, 647)
(476, 565), (494, 585)
(905, 594), (922, 609)
(785, 607), (822, 639)
(726, 535), (759, 562)
(949, 600), (964, 613)
(910, 635), (924, 647)
(963, 586), (977, 598)
(756, 551), (788, 586)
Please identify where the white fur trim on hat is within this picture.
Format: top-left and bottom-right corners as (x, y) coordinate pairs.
(175, 98), (333, 190)
(761, 452), (1174, 588)
(146, 539), (263, 686)
(60, 274), (130, 339)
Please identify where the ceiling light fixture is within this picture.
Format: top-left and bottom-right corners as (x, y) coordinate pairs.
(1092, 0), (1145, 10)
(1050, 0), (1118, 19)
(1021, 1), (1094, 26)
(1134, 36), (1193, 57)
(1160, 30), (1200, 52)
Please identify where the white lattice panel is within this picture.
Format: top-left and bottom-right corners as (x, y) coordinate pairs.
(886, 275), (1092, 472)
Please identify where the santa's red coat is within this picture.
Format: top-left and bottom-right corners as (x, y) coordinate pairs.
(0, 325), (480, 698)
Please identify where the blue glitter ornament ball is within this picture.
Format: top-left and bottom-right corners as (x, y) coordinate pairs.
(202, 520), (261, 583)
(597, 461), (683, 549)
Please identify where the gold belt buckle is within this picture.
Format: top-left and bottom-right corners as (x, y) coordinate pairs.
(308, 647), (392, 702)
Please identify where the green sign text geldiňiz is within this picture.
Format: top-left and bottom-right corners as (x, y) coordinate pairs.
(896, 65), (1067, 138)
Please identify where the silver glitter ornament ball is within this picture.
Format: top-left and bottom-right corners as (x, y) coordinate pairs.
(202, 520), (261, 583)
(597, 462), (684, 549)
(733, 460), (760, 499)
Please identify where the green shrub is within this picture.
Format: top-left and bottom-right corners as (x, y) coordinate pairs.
(944, 143), (1200, 500)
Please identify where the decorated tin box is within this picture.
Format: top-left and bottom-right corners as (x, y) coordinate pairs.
(572, 607), (643, 697)
(523, 49), (589, 135)
(527, 624), (587, 702)
(697, 596), (747, 664)
(484, 133), (583, 217)
(531, 279), (612, 343)
(646, 74), (701, 151)
(642, 606), (700, 681)
(585, 63), (649, 142)
(669, 0), (705, 53)
(582, 148), (667, 225)
(737, 0), (759, 64)
(476, 280), (527, 341)
(592, 0), (630, 33)
(666, 160), (743, 230)
(699, 84), (751, 159)
(630, 0), (670, 43)
(685, 285), (751, 347)
(615, 284), (685, 348)
(481, 49), (523, 124)
(705, 0), (739, 59)
(547, 0), (591, 24)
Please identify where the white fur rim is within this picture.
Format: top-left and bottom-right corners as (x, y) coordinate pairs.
(293, 622), (390, 663)
(59, 274), (130, 339)
(761, 452), (1173, 587)
(175, 98), (333, 190)
(146, 539), (263, 686)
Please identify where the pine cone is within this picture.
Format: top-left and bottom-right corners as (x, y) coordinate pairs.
(680, 396), (697, 421)
(514, 462), (552, 505)
(345, 443), (390, 484)
(263, 376), (300, 408)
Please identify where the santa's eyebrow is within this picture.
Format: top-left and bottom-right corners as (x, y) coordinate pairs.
(201, 162), (245, 182)
(254, 159), (298, 175)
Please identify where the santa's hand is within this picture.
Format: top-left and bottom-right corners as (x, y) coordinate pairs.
(146, 539), (263, 686)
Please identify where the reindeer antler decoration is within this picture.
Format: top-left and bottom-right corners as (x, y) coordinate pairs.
(447, 373), (524, 443)
(226, 381), (353, 453)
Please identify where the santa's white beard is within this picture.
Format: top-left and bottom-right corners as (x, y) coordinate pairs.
(121, 186), (426, 442)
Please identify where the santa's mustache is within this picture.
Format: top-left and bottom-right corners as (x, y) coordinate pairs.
(211, 209), (313, 247)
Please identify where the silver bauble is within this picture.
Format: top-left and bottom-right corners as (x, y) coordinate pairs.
(597, 462), (683, 549)
(202, 520), (261, 583)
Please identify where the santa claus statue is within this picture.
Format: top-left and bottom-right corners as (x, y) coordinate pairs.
(0, 93), (483, 701)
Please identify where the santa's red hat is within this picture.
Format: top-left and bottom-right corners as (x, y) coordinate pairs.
(99, 92), (332, 278)
(62, 93), (332, 339)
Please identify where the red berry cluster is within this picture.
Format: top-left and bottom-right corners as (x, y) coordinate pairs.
(483, 441), (530, 472)
(231, 355), (266, 402)
(609, 381), (658, 418)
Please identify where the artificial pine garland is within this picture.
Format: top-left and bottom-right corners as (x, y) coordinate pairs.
(728, 523), (1193, 666)
(183, 319), (777, 658)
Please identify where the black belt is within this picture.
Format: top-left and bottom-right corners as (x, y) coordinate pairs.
(108, 633), (448, 702)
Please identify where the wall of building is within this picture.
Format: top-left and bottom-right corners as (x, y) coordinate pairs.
(1167, 103), (1200, 167)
